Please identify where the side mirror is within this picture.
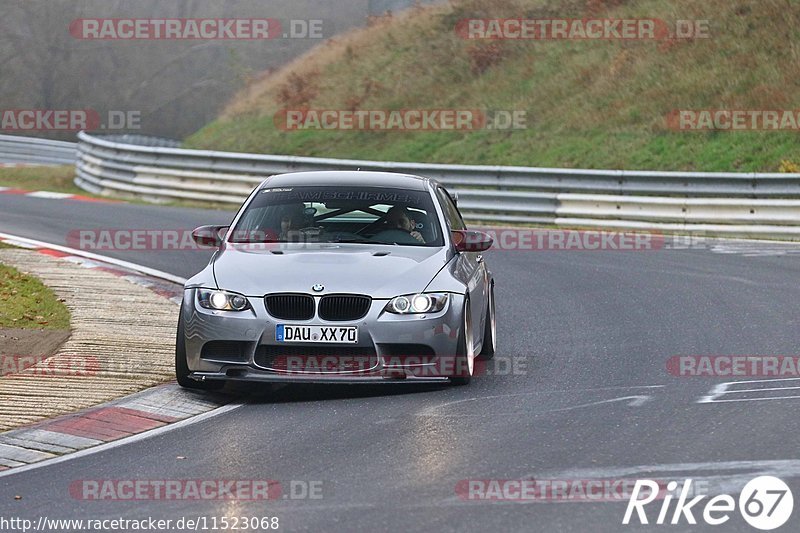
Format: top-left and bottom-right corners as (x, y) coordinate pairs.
(451, 230), (493, 253)
(192, 225), (228, 248)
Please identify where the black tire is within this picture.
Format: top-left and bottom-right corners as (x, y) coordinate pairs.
(478, 282), (496, 361)
(449, 298), (474, 386)
(175, 312), (224, 391)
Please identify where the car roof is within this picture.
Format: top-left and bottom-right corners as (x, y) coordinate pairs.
(259, 171), (432, 191)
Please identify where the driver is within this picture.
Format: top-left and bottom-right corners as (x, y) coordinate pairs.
(279, 203), (307, 240)
(385, 206), (424, 243)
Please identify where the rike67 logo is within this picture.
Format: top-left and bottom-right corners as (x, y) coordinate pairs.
(624, 477), (793, 530)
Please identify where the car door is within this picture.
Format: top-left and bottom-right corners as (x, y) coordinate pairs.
(436, 187), (487, 347)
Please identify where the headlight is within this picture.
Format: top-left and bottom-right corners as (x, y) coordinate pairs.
(197, 289), (251, 311)
(385, 293), (449, 314)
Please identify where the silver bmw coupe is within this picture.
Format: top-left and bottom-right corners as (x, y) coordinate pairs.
(176, 171), (496, 389)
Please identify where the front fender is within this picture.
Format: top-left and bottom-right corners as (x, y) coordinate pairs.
(185, 263), (217, 289)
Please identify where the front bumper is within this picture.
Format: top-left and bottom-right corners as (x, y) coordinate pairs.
(182, 288), (464, 384)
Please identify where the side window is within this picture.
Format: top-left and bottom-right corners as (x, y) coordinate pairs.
(436, 187), (466, 230)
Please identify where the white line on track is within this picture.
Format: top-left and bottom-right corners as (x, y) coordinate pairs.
(418, 385), (664, 417)
(0, 231), (187, 285)
(698, 377), (800, 403)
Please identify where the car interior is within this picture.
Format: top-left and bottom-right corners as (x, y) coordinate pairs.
(232, 200), (440, 246)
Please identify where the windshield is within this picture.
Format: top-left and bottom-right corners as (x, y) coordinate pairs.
(229, 185), (444, 247)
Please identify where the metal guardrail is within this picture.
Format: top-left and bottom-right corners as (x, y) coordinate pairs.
(96, 134), (183, 148)
(0, 135), (77, 165)
(74, 131), (800, 239)
(0, 134), (180, 166)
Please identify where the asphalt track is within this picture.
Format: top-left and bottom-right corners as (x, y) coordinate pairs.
(2, 194), (800, 532)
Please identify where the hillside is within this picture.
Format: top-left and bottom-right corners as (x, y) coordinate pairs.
(186, 0), (800, 172)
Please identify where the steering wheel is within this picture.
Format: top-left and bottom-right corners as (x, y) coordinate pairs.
(298, 226), (323, 235)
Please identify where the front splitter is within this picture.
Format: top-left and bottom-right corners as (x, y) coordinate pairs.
(190, 369), (451, 385)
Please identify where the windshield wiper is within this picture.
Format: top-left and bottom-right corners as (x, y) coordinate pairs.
(330, 237), (372, 244)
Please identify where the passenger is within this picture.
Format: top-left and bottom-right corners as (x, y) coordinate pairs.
(385, 206), (424, 242)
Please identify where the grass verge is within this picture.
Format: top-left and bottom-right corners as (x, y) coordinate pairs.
(0, 166), (87, 195)
(0, 262), (71, 329)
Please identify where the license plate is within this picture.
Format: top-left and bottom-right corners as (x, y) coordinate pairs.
(276, 324), (358, 344)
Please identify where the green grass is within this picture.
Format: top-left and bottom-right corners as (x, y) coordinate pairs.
(0, 166), (87, 195)
(0, 263), (71, 329)
(186, 0), (800, 172)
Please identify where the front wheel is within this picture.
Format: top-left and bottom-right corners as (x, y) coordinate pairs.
(175, 312), (224, 391)
(449, 298), (475, 386)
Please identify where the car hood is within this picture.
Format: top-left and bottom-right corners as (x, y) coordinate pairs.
(212, 243), (451, 299)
